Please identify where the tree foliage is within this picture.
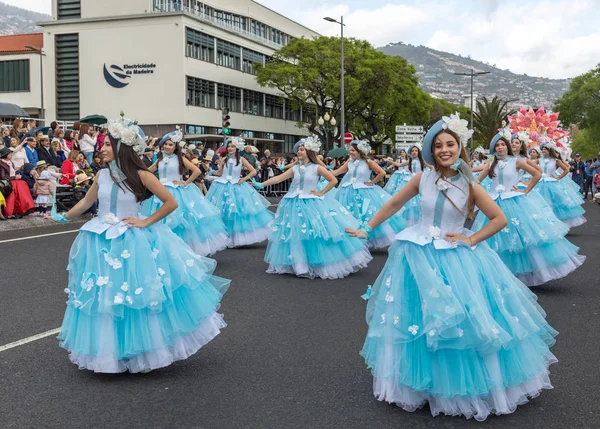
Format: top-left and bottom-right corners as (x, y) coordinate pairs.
(473, 96), (517, 148)
(570, 127), (600, 159)
(256, 36), (431, 149)
(428, 97), (469, 127)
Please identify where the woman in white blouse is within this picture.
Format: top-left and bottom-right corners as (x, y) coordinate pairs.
(9, 137), (28, 170)
(78, 124), (97, 165)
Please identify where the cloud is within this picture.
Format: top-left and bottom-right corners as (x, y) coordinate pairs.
(258, 0), (600, 79)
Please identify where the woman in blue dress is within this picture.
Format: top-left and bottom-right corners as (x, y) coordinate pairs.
(383, 149), (411, 195)
(534, 142), (586, 228)
(331, 140), (406, 249)
(511, 137), (553, 214)
(141, 128), (229, 256)
(399, 144), (432, 225)
(470, 146), (493, 194)
(53, 115), (230, 373)
(253, 136), (371, 279)
(472, 131), (585, 286)
(205, 137), (274, 247)
(347, 114), (557, 421)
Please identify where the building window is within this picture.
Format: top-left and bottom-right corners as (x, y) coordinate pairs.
(284, 135), (298, 153)
(0, 60), (30, 92)
(217, 83), (242, 112)
(217, 40), (241, 70)
(270, 29), (286, 45)
(57, 0), (81, 20)
(265, 95), (283, 119)
(285, 102), (300, 121)
(186, 28), (214, 63)
(240, 130), (255, 138)
(185, 124), (207, 135)
(243, 90), (263, 116)
(242, 49), (264, 75)
(187, 76), (215, 108)
(55, 33), (80, 120)
(250, 19), (266, 38)
(214, 9), (246, 31)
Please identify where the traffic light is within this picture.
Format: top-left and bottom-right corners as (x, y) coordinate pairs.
(222, 107), (231, 135)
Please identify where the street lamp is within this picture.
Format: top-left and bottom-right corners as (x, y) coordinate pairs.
(323, 16), (345, 148)
(454, 70), (490, 151)
(316, 112), (338, 150)
(25, 45), (45, 120)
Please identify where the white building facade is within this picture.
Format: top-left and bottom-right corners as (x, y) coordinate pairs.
(39, 0), (320, 152)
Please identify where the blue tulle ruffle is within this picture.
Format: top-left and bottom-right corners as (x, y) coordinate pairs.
(536, 180), (586, 228)
(384, 172), (411, 195)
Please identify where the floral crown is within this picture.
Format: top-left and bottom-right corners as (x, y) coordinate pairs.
(229, 136), (246, 151)
(171, 125), (185, 147)
(473, 146), (486, 155)
(516, 130), (530, 145)
(498, 122), (512, 142)
(300, 135), (322, 153)
(441, 112), (474, 146)
(108, 111), (145, 152)
(355, 140), (371, 155)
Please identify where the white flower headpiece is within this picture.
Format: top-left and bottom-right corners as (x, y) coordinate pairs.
(542, 140), (557, 151)
(300, 135), (322, 153)
(108, 112), (146, 153)
(356, 140), (371, 155)
(171, 126), (184, 145)
(229, 136), (246, 151)
(473, 146), (486, 155)
(517, 131), (530, 145)
(441, 112), (474, 146)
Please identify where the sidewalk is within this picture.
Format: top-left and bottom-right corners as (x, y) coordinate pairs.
(0, 215), (88, 233)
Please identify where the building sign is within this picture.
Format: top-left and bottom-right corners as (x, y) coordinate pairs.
(103, 63), (157, 89)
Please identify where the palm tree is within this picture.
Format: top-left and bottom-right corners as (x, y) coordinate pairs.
(473, 96), (517, 148)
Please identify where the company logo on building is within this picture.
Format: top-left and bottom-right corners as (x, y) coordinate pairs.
(103, 63), (157, 89)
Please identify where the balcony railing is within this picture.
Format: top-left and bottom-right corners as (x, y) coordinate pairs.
(153, 1), (285, 50)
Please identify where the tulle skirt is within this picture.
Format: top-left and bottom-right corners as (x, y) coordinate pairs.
(472, 195), (585, 286)
(58, 225), (230, 373)
(402, 194), (421, 226)
(536, 180), (586, 228)
(141, 185), (229, 257)
(335, 185), (406, 249)
(361, 235), (557, 421)
(205, 181), (274, 247)
(264, 196), (372, 279)
(383, 172), (411, 195)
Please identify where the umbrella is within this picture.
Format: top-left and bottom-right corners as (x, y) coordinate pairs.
(327, 147), (349, 158)
(21, 126), (51, 141)
(79, 114), (108, 126)
(0, 102), (29, 118)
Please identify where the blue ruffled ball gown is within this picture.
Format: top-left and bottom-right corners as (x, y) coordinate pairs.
(536, 158), (586, 228)
(335, 159), (407, 249)
(361, 170), (557, 421)
(264, 162), (372, 279)
(383, 164), (411, 195)
(472, 157), (585, 286)
(58, 169), (230, 373)
(205, 156), (274, 247)
(141, 154), (229, 256)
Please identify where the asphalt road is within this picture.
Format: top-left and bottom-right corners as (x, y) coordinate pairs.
(0, 202), (599, 429)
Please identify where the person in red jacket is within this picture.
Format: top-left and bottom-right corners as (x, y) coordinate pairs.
(60, 150), (80, 185)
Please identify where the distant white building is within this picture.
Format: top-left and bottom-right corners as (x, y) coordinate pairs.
(32, 0), (320, 152)
(463, 94), (478, 113)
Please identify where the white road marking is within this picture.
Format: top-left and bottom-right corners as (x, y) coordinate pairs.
(0, 328), (61, 353)
(0, 229), (78, 244)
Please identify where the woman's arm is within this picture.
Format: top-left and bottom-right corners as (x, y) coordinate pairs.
(476, 164), (490, 183)
(238, 158), (257, 184)
(177, 158), (201, 186)
(331, 160), (349, 177)
(147, 159), (159, 173)
(471, 164), (486, 173)
(446, 184), (507, 246)
(284, 158), (298, 170)
(123, 171), (178, 228)
(347, 173), (422, 237)
(64, 179), (100, 219)
(260, 166), (294, 187)
(515, 159), (541, 193)
(312, 166), (337, 196)
(366, 160), (386, 185)
(556, 159), (571, 180)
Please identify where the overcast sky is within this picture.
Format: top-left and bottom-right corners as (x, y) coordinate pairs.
(7, 0), (600, 79)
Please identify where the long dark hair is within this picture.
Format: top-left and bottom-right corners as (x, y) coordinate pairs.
(512, 138), (527, 157)
(107, 134), (152, 202)
(226, 142), (241, 166)
(489, 137), (514, 179)
(431, 129), (475, 220)
(304, 147), (320, 165)
(157, 140), (186, 176)
(399, 149), (408, 160)
(543, 145), (561, 161)
(351, 143), (369, 160)
(408, 146), (425, 173)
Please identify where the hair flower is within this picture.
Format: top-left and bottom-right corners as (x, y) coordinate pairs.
(356, 140), (371, 155)
(441, 112), (474, 146)
(300, 135), (322, 153)
(230, 136), (246, 151)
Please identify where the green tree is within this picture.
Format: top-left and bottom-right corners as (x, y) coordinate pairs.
(555, 64), (600, 157)
(428, 97), (469, 127)
(473, 96), (516, 148)
(256, 36), (431, 150)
